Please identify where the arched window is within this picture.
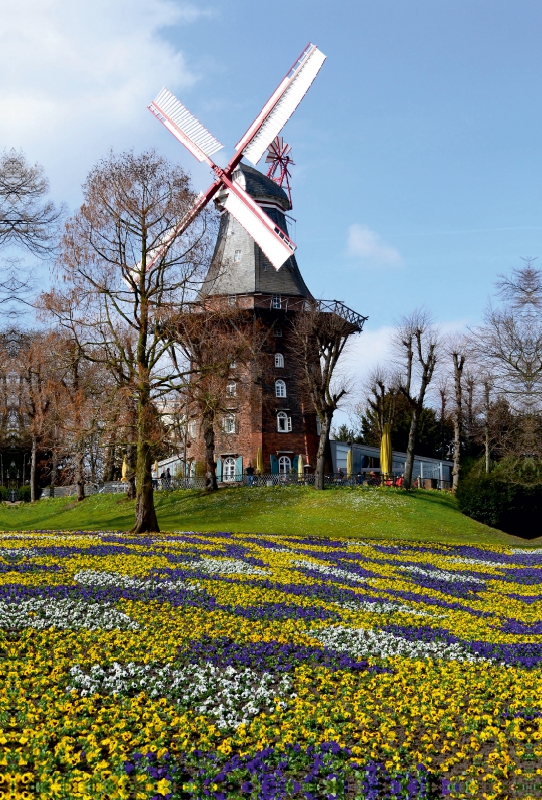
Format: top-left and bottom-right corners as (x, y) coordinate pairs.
(274, 353), (284, 368)
(226, 381), (237, 397)
(278, 456), (291, 474)
(277, 412), (292, 432)
(275, 379), (286, 398)
(223, 457), (236, 481)
(223, 413), (236, 434)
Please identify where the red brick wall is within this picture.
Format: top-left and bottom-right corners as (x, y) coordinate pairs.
(191, 299), (319, 475)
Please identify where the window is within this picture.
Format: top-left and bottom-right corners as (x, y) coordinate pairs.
(234, 249), (242, 262)
(272, 294), (282, 309)
(277, 412), (292, 432)
(278, 456), (291, 474)
(223, 413), (236, 434)
(223, 457), (236, 482)
(188, 420), (197, 438)
(275, 379), (286, 398)
(228, 295), (236, 307)
(226, 381), (237, 397)
(275, 353), (284, 368)
(274, 327), (282, 337)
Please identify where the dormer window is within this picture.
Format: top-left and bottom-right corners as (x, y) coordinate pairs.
(275, 379), (286, 398)
(272, 295), (282, 309)
(275, 353), (284, 368)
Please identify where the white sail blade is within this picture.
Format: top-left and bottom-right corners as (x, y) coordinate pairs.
(235, 44), (326, 166)
(149, 88), (223, 163)
(222, 181), (296, 269)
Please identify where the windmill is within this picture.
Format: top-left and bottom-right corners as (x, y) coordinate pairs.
(147, 42), (325, 271)
(265, 136), (295, 208)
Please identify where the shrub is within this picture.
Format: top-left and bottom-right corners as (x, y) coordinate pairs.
(17, 485), (40, 503)
(456, 459), (542, 539)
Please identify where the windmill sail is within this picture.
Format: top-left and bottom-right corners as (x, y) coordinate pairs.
(235, 43), (326, 166)
(221, 177), (296, 269)
(149, 88), (224, 163)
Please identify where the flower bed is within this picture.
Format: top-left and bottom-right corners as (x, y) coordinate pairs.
(0, 532), (540, 798)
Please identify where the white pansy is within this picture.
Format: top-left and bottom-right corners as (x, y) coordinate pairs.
(510, 548), (542, 556)
(397, 565), (484, 584)
(292, 559), (367, 584)
(308, 625), (488, 664)
(74, 569), (201, 592)
(0, 598), (139, 630)
(183, 558), (270, 576)
(0, 548), (38, 559)
(339, 600), (439, 617)
(447, 557), (509, 569)
(66, 662), (293, 730)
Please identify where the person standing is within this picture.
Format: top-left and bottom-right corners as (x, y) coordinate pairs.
(245, 462), (255, 487)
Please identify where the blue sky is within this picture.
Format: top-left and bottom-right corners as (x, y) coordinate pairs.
(3, 0), (542, 390)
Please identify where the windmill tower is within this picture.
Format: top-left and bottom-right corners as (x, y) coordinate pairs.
(149, 44), (328, 480)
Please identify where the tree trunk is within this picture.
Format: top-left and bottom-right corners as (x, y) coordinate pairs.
(484, 382), (491, 474)
(403, 406), (420, 490)
(202, 409), (218, 492)
(30, 435), (37, 503)
(452, 354), (464, 493)
(102, 438), (116, 482)
(126, 441), (136, 500)
(50, 450), (57, 498)
(315, 412), (333, 490)
(75, 447), (85, 502)
(131, 386), (159, 533)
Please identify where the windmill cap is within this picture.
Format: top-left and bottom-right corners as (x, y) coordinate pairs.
(232, 162), (290, 210)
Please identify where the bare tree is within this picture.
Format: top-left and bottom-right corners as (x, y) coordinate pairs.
(393, 310), (440, 490)
(40, 149), (216, 532)
(362, 366), (400, 441)
(291, 303), (364, 490)
(172, 304), (252, 491)
(0, 149), (63, 257)
(444, 335), (471, 491)
(471, 259), (542, 463)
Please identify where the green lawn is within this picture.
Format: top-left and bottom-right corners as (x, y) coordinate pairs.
(0, 485), (537, 546)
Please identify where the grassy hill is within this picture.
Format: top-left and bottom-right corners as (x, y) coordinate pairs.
(0, 485), (536, 546)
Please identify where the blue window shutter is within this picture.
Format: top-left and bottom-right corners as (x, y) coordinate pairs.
(216, 458), (222, 481)
(270, 455), (278, 474)
(235, 456), (243, 482)
(292, 455), (299, 472)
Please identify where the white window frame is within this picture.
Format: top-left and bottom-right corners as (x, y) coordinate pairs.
(278, 455), (291, 474)
(228, 295), (237, 307)
(223, 457), (236, 482)
(188, 420), (197, 438)
(223, 413), (236, 434)
(234, 249), (242, 262)
(272, 294), (282, 309)
(275, 353), (284, 368)
(226, 381), (237, 398)
(275, 379), (287, 398)
(277, 412), (292, 432)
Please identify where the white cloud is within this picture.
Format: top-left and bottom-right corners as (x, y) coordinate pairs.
(0, 0), (210, 202)
(347, 223), (403, 265)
